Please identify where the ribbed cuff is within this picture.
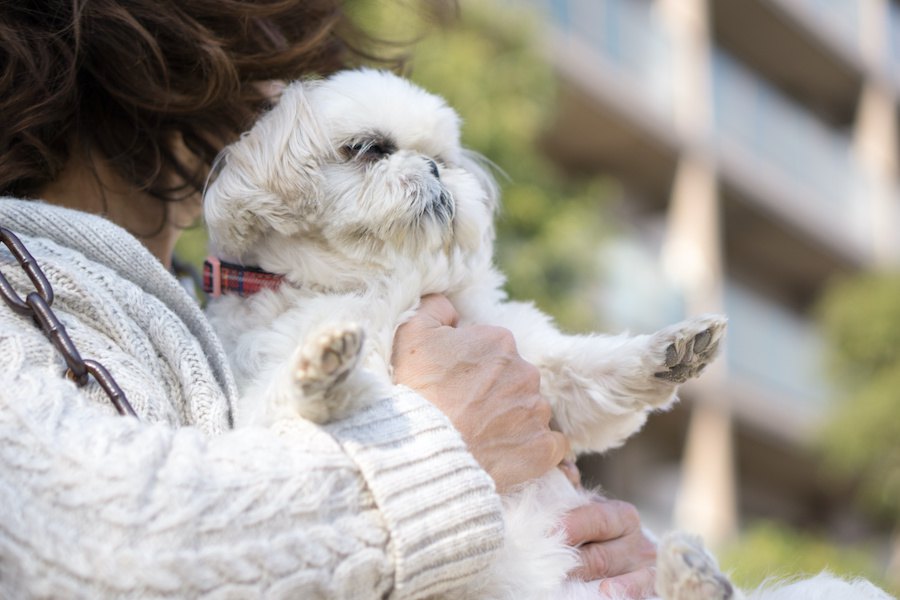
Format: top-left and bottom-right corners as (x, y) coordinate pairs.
(326, 386), (504, 599)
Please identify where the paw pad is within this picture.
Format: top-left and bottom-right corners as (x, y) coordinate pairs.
(295, 323), (364, 392)
(656, 532), (735, 600)
(653, 315), (727, 384)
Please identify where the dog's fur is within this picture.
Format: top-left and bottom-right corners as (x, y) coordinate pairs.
(203, 69), (892, 600)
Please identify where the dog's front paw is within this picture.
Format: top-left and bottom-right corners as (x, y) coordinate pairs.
(295, 323), (364, 399)
(650, 315), (726, 384)
(656, 532), (736, 600)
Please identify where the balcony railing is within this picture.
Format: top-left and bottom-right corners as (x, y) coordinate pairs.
(712, 50), (873, 244)
(596, 237), (685, 333)
(523, 0), (674, 121)
(598, 238), (831, 412)
(523, 0), (875, 246)
(724, 282), (831, 410)
(775, 0), (860, 53)
(889, 1), (900, 81)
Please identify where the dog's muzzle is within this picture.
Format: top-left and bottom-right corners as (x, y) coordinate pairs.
(429, 189), (454, 224)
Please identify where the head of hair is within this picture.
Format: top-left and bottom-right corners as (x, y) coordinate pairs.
(0, 0), (402, 206)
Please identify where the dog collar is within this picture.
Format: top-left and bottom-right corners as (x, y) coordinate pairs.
(202, 256), (285, 298)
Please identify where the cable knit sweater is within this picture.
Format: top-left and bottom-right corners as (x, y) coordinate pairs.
(0, 198), (504, 599)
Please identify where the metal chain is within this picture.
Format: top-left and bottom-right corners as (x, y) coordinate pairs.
(0, 226), (137, 418)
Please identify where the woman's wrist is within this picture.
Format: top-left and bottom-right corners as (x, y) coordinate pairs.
(324, 388), (505, 596)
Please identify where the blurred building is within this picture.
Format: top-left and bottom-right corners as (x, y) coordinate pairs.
(517, 0), (900, 547)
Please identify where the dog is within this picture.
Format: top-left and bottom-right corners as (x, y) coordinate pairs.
(202, 69), (892, 600)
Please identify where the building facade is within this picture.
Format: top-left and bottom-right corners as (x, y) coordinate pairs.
(517, 0), (900, 550)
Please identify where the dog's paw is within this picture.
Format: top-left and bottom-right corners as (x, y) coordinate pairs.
(656, 532), (736, 600)
(650, 315), (726, 384)
(294, 323), (364, 397)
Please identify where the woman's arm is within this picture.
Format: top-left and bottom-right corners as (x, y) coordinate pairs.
(0, 327), (502, 599)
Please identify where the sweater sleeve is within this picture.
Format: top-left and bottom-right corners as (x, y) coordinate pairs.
(0, 331), (503, 599)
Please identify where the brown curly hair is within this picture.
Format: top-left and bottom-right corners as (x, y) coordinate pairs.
(0, 0), (403, 204)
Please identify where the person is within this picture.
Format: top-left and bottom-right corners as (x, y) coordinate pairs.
(0, 1), (657, 597)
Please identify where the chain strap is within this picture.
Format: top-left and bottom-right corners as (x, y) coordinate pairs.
(0, 226), (137, 418)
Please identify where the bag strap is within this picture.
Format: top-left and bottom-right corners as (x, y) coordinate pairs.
(0, 226), (137, 418)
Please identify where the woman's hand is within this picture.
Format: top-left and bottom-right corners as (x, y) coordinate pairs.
(562, 499), (658, 598)
(394, 296), (655, 595)
(392, 294), (568, 493)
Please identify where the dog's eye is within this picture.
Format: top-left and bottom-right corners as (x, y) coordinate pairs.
(344, 141), (395, 162)
(365, 144), (389, 159)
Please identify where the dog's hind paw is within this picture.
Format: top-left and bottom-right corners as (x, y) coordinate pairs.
(295, 323), (364, 399)
(656, 532), (736, 600)
(650, 315), (727, 384)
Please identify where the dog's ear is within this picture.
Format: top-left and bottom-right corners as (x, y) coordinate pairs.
(459, 149), (501, 214)
(203, 80), (328, 258)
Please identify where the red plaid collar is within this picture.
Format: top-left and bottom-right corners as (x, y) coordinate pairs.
(202, 257), (285, 298)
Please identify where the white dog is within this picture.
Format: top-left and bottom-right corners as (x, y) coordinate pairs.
(202, 69), (892, 600)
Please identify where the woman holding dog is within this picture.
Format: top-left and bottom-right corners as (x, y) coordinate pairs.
(0, 1), (656, 597)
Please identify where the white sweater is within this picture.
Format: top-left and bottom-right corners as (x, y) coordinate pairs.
(0, 198), (504, 599)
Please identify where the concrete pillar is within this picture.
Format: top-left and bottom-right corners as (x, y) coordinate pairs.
(654, 0), (712, 145)
(857, 0), (899, 264)
(663, 157), (737, 549)
(858, 0), (900, 580)
(853, 0), (899, 265)
(655, 0), (738, 548)
(858, 0), (890, 74)
(662, 159), (721, 306)
(853, 82), (899, 264)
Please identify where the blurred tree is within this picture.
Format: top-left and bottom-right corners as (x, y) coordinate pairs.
(817, 272), (900, 587)
(348, 0), (614, 332)
(720, 521), (893, 594)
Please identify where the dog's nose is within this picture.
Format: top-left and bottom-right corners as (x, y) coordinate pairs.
(427, 159), (440, 179)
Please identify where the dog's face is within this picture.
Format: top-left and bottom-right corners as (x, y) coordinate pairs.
(204, 69), (498, 289)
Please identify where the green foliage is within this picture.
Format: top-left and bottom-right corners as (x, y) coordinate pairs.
(720, 521), (896, 594)
(353, 0), (613, 331)
(174, 225), (209, 270)
(818, 274), (900, 385)
(817, 273), (900, 522)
